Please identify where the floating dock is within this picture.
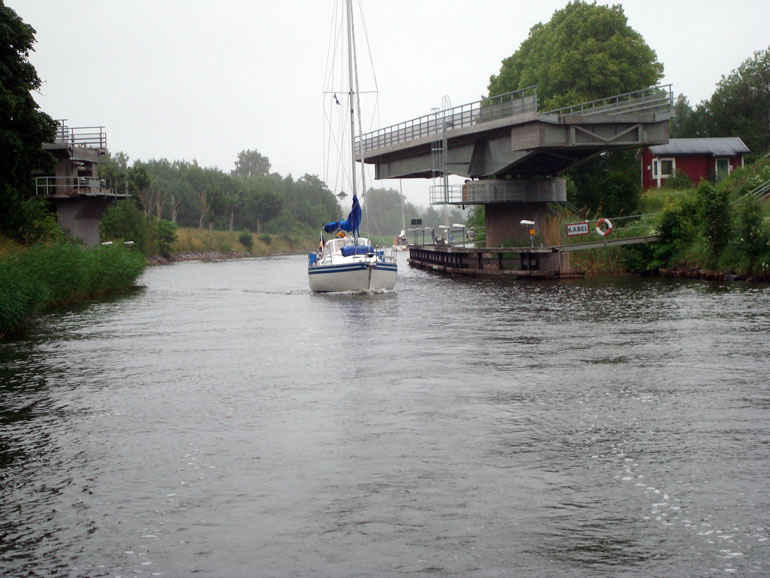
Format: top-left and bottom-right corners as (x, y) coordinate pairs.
(408, 234), (661, 278)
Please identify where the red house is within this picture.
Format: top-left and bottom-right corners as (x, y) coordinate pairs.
(640, 137), (750, 190)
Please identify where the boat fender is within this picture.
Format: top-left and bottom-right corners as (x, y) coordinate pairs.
(596, 218), (613, 237)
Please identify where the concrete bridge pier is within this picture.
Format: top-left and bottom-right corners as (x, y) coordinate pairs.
(486, 202), (549, 247)
(460, 177), (566, 246)
(54, 196), (113, 247)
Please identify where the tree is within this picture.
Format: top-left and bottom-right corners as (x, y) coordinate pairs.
(0, 2), (57, 237)
(98, 151), (130, 195)
(698, 48), (770, 157)
(671, 94), (698, 138)
(232, 149), (271, 178)
(568, 150), (641, 216)
(249, 188), (283, 233)
(487, 1), (664, 109)
(486, 1), (664, 216)
(128, 165), (153, 214)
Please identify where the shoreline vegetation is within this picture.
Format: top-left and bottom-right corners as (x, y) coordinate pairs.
(145, 228), (393, 265)
(0, 241), (145, 337)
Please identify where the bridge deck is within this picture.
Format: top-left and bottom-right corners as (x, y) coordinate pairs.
(357, 85), (673, 181)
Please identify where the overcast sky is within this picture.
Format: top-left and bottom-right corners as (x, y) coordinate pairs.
(9, 0), (770, 207)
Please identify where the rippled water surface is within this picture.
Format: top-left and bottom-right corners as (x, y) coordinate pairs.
(1, 253), (769, 577)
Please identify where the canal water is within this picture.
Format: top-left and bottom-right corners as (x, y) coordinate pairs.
(1, 253), (768, 577)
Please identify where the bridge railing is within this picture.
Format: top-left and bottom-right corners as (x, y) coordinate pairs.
(53, 121), (108, 149)
(34, 176), (114, 197)
(429, 182), (536, 205)
(357, 86), (537, 155)
(544, 85), (673, 117)
(429, 180), (564, 205)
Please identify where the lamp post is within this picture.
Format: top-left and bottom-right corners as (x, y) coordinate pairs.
(520, 219), (536, 249)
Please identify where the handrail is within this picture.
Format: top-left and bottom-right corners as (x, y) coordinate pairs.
(736, 178), (770, 203)
(53, 120), (108, 149)
(544, 85), (673, 117)
(357, 86), (538, 154)
(560, 213), (663, 247)
(34, 176), (115, 197)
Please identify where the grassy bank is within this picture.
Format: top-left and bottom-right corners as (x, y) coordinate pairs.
(168, 228), (313, 259)
(163, 228), (394, 262)
(0, 241), (146, 337)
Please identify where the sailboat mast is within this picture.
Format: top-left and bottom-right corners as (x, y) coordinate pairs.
(345, 0), (357, 202)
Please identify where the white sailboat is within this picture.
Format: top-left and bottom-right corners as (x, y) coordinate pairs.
(308, 0), (397, 293)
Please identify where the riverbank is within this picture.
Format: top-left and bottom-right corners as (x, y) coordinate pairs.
(145, 249), (297, 266)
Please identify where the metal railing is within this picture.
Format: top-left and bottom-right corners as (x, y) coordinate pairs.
(559, 213), (662, 247)
(429, 182), (532, 205)
(736, 178), (770, 203)
(407, 223), (472, 247)
(357, 86), (537, 154)
(53, 121), (108, 149)
(429, 180), (565, 205)
(34, 176), (113, 197)
(545, 85), (673, 117)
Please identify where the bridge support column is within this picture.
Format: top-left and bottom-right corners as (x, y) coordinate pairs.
(486, 202), (552, 247)
(459, 177), (566, 247)
(54, 197), (113, 247)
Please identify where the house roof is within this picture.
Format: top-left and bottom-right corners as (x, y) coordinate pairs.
(650, 137), (750, 157)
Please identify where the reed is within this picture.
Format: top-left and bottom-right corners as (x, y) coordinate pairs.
(0, 242), (145, 336)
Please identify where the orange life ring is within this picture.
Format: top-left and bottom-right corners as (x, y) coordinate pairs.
(595, 218), (613, 237)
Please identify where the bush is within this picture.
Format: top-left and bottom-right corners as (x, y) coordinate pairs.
(17, 198), (67, 244)
(100, 200), (177, 257)
(696, 180), (731, 264)
(259, 233), (272, 246)
(666, 169), (694, 190)
(101, 200), (150, 253)
(238, 231), (253, 250)
(154, 219), (177, 257)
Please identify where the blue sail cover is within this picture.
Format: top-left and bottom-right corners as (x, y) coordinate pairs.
(323, 194), (361, 235)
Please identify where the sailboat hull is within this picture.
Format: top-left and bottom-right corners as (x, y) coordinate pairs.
(308, 260), (397, 293)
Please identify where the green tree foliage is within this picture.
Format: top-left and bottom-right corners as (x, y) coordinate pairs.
(232, 149), (271, 178)
(487, 0), (663, 108)
(487, 1), (663, 216)
(100, 199), (177, 257)
(670, 94), (695, 138)
(568, 150), (641, 216)
(0, 3), (58, 237)
(97, 150), (468, 243)
(363, 187), (466, 237)
(674, 47), (770, 157)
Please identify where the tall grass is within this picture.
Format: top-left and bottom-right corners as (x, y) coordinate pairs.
(0, 242), (145, 336)
(173, 228), (316, 256)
